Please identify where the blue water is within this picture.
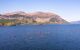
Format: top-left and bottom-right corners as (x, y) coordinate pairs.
(0, 24), (80, 50)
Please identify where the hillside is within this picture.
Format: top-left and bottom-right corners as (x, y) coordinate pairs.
(0, 11), (68, 26)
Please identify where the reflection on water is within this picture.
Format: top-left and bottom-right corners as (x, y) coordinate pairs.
(0, 24), (80, 50)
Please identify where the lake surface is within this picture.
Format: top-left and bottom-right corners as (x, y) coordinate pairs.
(0, 24), (80, 50)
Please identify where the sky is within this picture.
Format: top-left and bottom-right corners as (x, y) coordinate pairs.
(0, 0), (80, 22)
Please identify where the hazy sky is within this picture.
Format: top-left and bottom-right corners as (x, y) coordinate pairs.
(0, 0), (80, 22)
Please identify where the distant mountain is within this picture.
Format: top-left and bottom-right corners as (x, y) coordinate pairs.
(71, 21), (80, 24)
(0, 11), (68, 26)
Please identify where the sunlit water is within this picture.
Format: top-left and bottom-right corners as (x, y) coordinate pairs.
(0, 24), (80, 50)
